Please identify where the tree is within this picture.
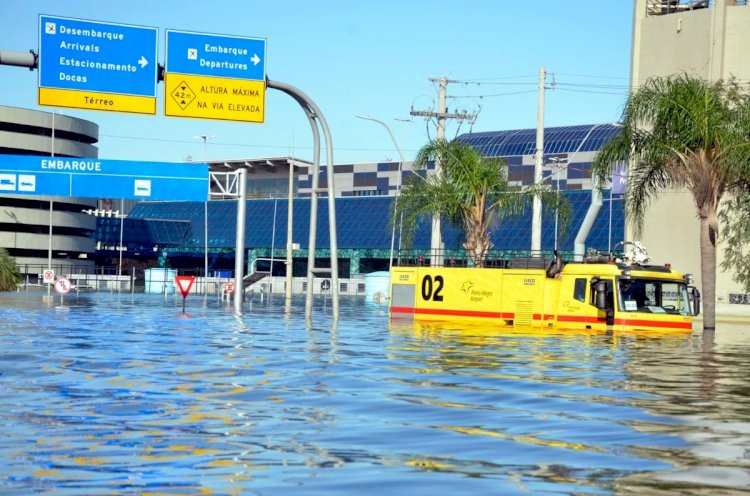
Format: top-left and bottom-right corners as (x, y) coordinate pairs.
(718, 79), (750, 294)
(591, 74), (750, 331)
(0, 248), (21, 291)
(719, 194), (750, 293)
(393, 139), (565, 267)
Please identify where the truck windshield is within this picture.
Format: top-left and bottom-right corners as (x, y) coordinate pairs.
(617, 278), (691, 315)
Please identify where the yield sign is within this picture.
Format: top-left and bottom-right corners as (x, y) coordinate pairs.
(174, 275), (195, 298)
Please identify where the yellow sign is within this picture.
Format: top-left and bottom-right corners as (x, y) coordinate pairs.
(164, 73), (265, 123)
(38, 88), (156, 115)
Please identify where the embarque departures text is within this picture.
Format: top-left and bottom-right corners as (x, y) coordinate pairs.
(199, 44), (249, 71)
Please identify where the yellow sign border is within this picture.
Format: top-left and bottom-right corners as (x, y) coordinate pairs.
(164, 73), (265, 123)
(38, 87), (156, 115)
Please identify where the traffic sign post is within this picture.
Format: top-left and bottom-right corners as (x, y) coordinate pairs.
(165, 30), (266, 123)
(54, 276), (71, 294)
(174, 275), (196, 312)
(54, 276), (71, 305)
(0, 154), (208, 201)
(38, 15), (158, 114)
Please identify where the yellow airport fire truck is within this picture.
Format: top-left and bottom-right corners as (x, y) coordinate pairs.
(389, 242), (700, 333)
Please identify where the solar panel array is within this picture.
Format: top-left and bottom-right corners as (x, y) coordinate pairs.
(123, 191), (624, 255)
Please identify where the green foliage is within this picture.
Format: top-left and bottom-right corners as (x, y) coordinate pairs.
(592, 74), (750, 237)
(0, 248), (21, 291)
(392, 139), (568, 265)
(719, 194), (750, 291)
(591, 73), (750, 329)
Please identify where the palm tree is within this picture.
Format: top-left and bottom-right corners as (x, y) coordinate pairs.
(393, 139), (564, 267)
(591, 74), (750, 331)
(0, 248), (21, 291)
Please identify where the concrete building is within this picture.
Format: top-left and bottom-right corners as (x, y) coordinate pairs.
(631, 0), (750, 318)
(0, 105), (99, 271)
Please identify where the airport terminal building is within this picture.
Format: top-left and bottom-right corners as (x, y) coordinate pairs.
(91, 124), (625, 279)
(0, 104), (625, 287)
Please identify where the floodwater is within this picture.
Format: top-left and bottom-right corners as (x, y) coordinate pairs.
(0, 292), (749, 495)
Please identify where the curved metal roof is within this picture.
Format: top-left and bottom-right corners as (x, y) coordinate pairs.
(456, 123), (622, 158)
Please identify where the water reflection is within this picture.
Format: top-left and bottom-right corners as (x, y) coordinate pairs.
(0, 292), (748, 494)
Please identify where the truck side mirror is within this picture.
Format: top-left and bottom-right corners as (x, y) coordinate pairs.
(689, 286), (701, 316)
(594, 280), (607, 310)
(592, 279), (615, 325)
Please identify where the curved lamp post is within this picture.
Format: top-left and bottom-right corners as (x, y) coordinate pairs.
(355, 115), (406, 270)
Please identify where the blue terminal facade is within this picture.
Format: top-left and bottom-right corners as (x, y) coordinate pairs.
(91, 124), (625, 276)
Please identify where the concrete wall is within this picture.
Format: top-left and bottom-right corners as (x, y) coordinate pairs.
(723, 6), (750, 78)
(634, 7), (713, 79)
(631, 0), (750, 319)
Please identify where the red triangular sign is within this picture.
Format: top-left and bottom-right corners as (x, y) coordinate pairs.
(174, 275), (195, 298)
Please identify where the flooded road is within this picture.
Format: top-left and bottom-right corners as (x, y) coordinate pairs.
(0, 292), (748, 495)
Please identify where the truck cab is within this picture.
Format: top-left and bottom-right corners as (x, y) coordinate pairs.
(565, 264), (700, 332)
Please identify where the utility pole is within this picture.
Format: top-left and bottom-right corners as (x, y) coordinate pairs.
(285, 159), (294, 301)
(531, 66), (546, 256)
(410, 76), (477, 266)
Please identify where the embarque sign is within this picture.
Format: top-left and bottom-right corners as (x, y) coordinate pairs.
(0, 154), (208, 201)
(164, 29), (266, 123)
(37, 15), (158, 114)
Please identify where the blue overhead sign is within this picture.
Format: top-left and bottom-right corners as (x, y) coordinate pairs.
(165, 30), (266, 80)
(38, 15), (158, 114)
(0, 155), (208, 201)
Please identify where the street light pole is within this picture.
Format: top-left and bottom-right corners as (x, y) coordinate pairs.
(195, 134), (215, 294)
(48, 110), (55, 298)
(356, 115), (406, 270)
(393, 118), (413, 265)
(569, 123), (616, 260)
(285, 159), (294, 301)
(118, 198), (124, 277)
(546, 157), (568, 251)
(546, 123), (613, 254)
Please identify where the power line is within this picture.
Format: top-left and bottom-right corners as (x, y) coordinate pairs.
(555, 87), (630, 96)
(553, 72), (631, 80)
(554, 81), (630, 89)
(450, 89), (538, 100)
(455, 74), (538, 82)
(98, 133), (418, 154)
(457, 80), (538, 86)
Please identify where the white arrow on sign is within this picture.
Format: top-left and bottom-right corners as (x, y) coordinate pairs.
(250, 54), (260, 66)
(138, 56), (148, 69)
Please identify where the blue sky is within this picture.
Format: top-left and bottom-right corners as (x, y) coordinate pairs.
(0, 0), (634, 165)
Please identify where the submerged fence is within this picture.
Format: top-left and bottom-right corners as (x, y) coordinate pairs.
(14, 264), (368, 298)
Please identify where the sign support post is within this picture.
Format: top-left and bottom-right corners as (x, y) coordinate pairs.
(233, 168), (247, 311)
(174, 275), (195, 313)
(54, 276), (70, 306)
